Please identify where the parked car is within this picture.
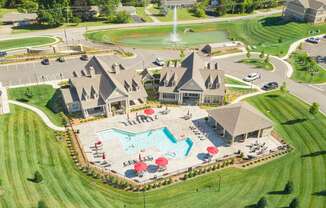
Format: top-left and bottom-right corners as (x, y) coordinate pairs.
(306, 37), (320, 44)
(262, 82), (278, 91)
(57, 56), (65, 62)
(316, 56), (325, 63)
(154, 57), (165, 66)
(80, 54), (89, 61)
(41, 58), (50, 65)
(0, 51), (7, 57)
(243, 72), (261, 82)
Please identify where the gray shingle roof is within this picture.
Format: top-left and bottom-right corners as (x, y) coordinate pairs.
(207, 102), (273, 136)
(159, 52), (225, 96)
(289, 0), (326, 9)
(62, 56), (147, 110)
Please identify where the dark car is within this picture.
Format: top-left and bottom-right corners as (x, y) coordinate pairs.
(41, 58), (50, 65)
(80, 54), (88, 61)
(306, 37), (320, 44)
(57, 56), (65, 62)
(0, 51), (7, 57)
(262, 82), (278, 91)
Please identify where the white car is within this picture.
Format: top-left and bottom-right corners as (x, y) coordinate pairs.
(243, 73), (261, 82)
(155, 58), (165, 66)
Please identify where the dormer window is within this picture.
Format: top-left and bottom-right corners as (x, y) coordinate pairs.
(164, 79), (169, 87)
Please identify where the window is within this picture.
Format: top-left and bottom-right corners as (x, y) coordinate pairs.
(163, 93), (176, 100)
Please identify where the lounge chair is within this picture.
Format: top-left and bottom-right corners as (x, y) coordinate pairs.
(132, 120), (137, 125)
(128, 120), (133, 125)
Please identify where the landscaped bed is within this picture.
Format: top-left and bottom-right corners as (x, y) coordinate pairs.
(1, 91), (325, 207)
(86, 15), (326, 55)
(290, 51), (326, 84)
(0, 36), (58, 51)
(238, 58), (274, 71)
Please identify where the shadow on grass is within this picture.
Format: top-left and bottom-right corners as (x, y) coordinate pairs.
(265, 94), (280, 98)
(268, 190), (286, 195)
(301, 150), (326, 158)
(46, 89), (64, 114)
(244, 204), (256, 208)
(16, 98), (29, 103)
(12, 23), (59, 31)
(281, 118), (307, 125)
(312, 190), (326, 196)
(259, 16), (292, 27)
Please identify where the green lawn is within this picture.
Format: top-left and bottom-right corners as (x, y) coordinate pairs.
(290, 51), (326, 84)
(86, 15), (326, 55)
(0, 36), (57, 51)
(136, 7), (153, 22)
(1, 91), (325, 207)
(8, 85), (65, 127)
(239, 58), (274, 71)
(148, 5), (202, 22)
(225, 76), (249, 86)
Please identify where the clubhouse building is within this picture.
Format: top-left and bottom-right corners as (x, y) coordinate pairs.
(61, 56), (147, 118)
(158, 52), (225, 105)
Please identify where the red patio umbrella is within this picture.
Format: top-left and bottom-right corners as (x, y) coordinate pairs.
(102, 153), (106, 160)
(155, 157), (168, 167)
(96, 140), (102, 145)
(144, 108), (155, 115)
(207, 146), (219, 155)
(134, 162), (148, 173)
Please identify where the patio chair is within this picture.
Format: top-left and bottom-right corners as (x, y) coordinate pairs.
(128, 120), (133, 125)
(123, 162), (128, 167)
(121, 122), (128, 126)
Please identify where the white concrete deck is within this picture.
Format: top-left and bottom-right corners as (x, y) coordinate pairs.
(75, 106), (282, 183)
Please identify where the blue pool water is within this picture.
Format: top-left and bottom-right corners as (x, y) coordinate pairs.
(96, 127), (193, 159)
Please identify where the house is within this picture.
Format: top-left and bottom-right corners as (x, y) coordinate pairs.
(1, 12), (37, 26)
(61, 56), (147, 118)
(201, 41), (244, 55)
(160, 0), (197, 7)
(71, 0), (99, 20)
(0, 82), (10, 115)
(284, 0), (326, 24)
(158, 52), (225, 105)
(207, 102), (273, 145)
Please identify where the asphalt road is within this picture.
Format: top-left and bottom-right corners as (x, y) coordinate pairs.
(1, 51), (325, 113)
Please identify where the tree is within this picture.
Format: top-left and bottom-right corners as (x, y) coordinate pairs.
(159, 6), (168, 16)
(246, 50), (251, 59)
(18, 0), (38, 13)
(284, 181), (294, 194)
(256, 197), (267, 208)
(95, 0), (120, 16)
(289, 197), (299, 208)
(37, 0), (71, 26)
(280, 82), (288, 95)
(37, 200), (48, 208)
(264, 54), (270, 64)
(110, 11), (131, 23)
(309, 102), (320, 115)
(32, 171), (43, 183)
(71, 16), (81, 25)
(259, 51), (265, 59)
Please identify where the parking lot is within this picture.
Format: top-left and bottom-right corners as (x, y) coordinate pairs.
(303, 37), (326, 69)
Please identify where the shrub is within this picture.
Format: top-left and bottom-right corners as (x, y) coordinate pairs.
(289, 197), (299, 208)
(31, 171), (43, 183)
(309, 102), (320, 115)
(284, 181), (294, 194)
(256, 197), (267, 208)
(37, 200), (48, 208)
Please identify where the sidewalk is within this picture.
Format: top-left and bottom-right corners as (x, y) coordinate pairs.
(8, 100), (65, 131)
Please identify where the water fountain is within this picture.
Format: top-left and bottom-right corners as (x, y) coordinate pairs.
(170, 6), (180, 43)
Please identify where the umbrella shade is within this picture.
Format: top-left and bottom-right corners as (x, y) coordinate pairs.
(134, 162), (148, 172)
(155, 157), (168, 166)
(102, 153), (106, 160)
(144, 108), (155, 115)
(207, 146), (218, 155)
(96, 140), (102, 145)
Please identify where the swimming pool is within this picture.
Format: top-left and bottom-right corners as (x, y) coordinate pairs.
(96, 127), (193, 159)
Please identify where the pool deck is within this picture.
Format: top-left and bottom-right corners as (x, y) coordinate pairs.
(75, 106), (282, 183)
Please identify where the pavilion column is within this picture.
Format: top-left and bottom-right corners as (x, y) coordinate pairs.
(125, 99), (129, 114)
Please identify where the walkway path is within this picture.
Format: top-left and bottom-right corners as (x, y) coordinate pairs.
(145, 4), (160, 23)
(8, 100), (65, 131)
